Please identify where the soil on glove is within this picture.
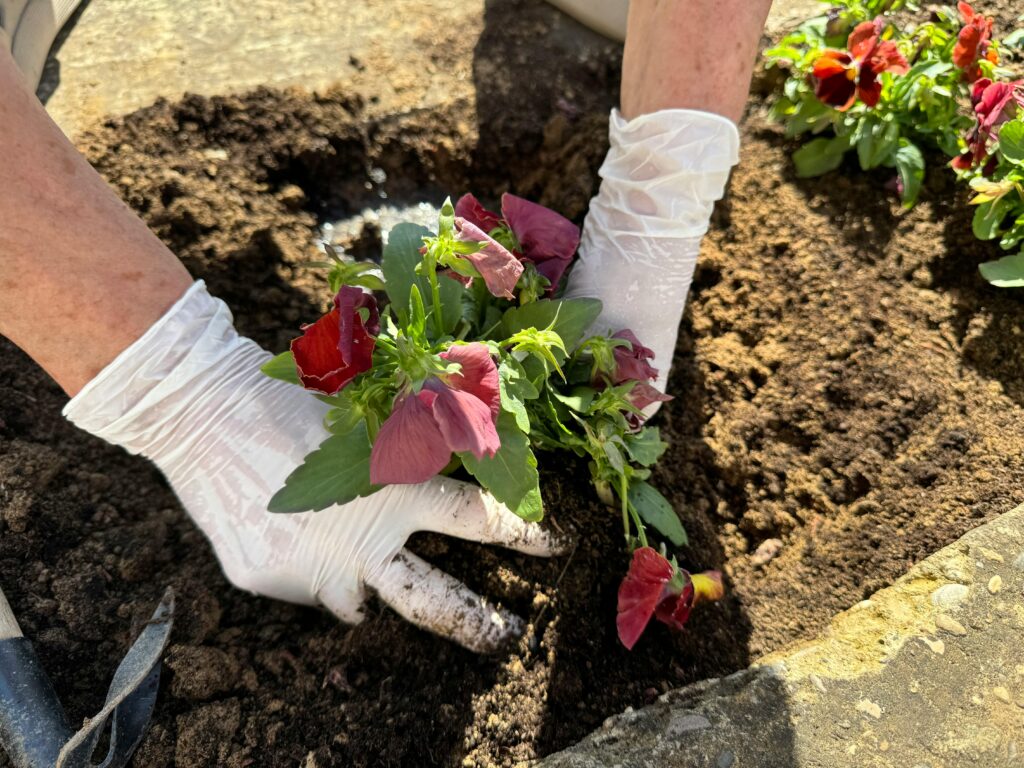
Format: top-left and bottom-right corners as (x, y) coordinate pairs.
(3, 2), (1024, 766)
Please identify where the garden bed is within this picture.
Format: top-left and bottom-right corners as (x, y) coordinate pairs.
(3, 2), (1024, 765)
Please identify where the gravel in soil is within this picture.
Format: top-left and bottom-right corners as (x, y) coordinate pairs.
(3, 2), (1024, 766)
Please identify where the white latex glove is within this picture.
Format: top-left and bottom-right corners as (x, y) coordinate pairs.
(565, 108), (740, 399)
(63, 281), (560, 653)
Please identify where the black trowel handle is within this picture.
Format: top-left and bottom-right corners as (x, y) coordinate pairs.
(0, 587), (74, 768)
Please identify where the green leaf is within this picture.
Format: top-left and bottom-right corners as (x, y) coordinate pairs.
(499, 298), (602, 354)
(856, 119), (900, 171)
(1003, 29), (1024, 49)
(628, 481), (687, 547)
(792, 136), (850, 178)
(382, 223), (464, 334)
(973, 197), (1014, 240)
(498, 357), (538, 433)
(461, 411), (543, 521)
(624, 427), (668, 467)
(979, 251), (1024, 287)
(894, 140), (925, 208)
(998, 120), (1024, 164)
(551, 386), (596, 413)
(261, 351), (301, 386)
(268, 422), (377, 513)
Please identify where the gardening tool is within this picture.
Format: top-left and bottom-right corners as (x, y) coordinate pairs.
(0, 585), (173, 768)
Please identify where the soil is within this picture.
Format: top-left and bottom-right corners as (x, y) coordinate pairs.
(3, 2), (1024, 766)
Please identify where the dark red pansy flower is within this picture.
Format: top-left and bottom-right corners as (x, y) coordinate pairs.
(953, 78), (1024, 171)
(812, 20), (909, 111)
(616, 547), (723, 650)
(291, 289), (378, 395)
(611, 329), (659, 385)
(455, 193), (581, 294)
(953, 2), (997, 82)
(369, 343), (501, 485)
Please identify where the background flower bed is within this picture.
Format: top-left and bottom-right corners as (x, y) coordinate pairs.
(2, 1), (1024, 765)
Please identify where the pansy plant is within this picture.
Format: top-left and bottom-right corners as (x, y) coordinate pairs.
(260, 195), (723, 648)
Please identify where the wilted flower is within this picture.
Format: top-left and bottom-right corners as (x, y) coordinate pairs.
(953, 2), (998, 82)
(952, 78), (1024, 171)
(369, 343), (501, 485)
(610, 330), (658, 385)
(812, 20), (909, 110)
(292, 287), (378, 395)
(616, 547), (724, 650)
(455, 193), (581, 294)
(453, 218), (524, 300)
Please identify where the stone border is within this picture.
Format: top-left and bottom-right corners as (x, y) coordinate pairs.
(540, 505), (1024, 767)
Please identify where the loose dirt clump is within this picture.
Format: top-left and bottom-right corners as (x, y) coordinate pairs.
(3, 2), (1024, 766)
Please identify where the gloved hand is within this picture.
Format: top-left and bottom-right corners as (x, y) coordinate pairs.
(565, 108), (740, 402)
(63, 281), (560, 653)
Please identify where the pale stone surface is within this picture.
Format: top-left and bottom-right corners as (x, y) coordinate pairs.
(540, 505), (1024, 767)
(40, 0), (825, 138)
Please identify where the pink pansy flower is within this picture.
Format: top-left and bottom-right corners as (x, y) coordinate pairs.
(455, 192), (581, 293)
(616, 547), (724, 650)
(370, 343), (501, 485)
(453, 218), (524, 300)
(291, 287), (378, 395)
(952, 78), (1024, 171)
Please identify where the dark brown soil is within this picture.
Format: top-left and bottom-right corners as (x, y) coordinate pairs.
(3, 2), (1024, 766)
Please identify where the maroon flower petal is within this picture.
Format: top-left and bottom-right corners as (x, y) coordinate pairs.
(425, 381), (501, 460)
(291, 308), (374, 395)
(628, 381), (673, 412)
(616, 547), (676, 650)
(335, 286), (380, 367)
(501, 193), (580, 291)
(857, 69), (884, 108)
(454, 193), (503, 232)
(440, 343), (501, 419)
(369, 391), (452, 485)
(654, 581), (695, 631)
(611, 329), (659, 385)
(455, 217), (525, 300)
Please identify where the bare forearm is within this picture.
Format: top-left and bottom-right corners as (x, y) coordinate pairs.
(0, 49), (191, 396)
(621, 0), (774, 122)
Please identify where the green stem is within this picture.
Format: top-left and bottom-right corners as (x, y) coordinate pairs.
(427, 267), (444, 339)
(619, 473), (648, 549)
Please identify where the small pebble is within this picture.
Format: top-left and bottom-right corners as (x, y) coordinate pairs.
(988, 575), (1003, 594)
(810, 673), (827, 693)
(717, 752), (735, 768)
(921, 637), (945, 655)
(979, 547), (1004, 562)
(935, 614), (967, 637)
(932, 584), (969, 608)
(751, 538), (784, 567)
(994, 686), (1012, 704)
(856, 699), (882, 719)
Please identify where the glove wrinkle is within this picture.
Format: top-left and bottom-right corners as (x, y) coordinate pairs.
(566, 108), (740, 402)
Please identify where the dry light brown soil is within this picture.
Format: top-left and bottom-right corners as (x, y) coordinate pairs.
(3, 1), (1024, 766)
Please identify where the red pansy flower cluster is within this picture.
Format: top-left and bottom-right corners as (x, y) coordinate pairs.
(454, 193), (581, 298)
(616, 547), (724, 650)
(812, 20), (909, 111)
(953, 2), (998, 83)
(291, 286), (380, 395)
(369, 343), (501, 485)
